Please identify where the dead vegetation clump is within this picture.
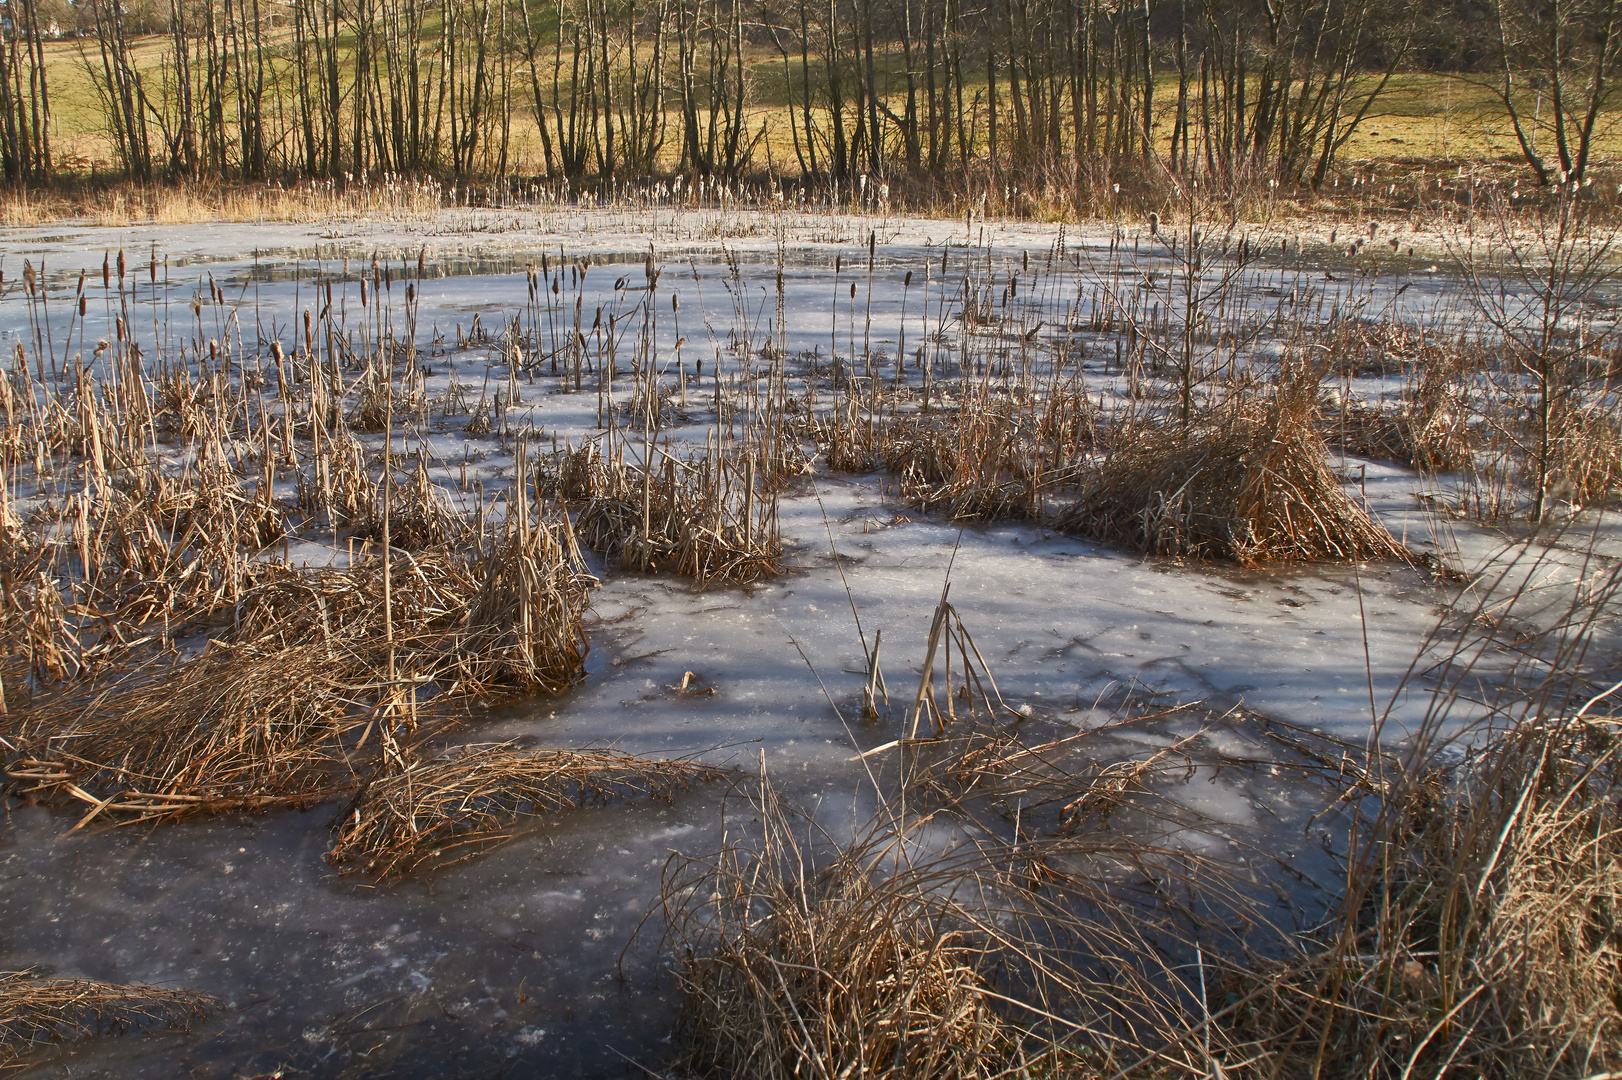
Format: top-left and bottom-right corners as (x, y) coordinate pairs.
(0, 969), (216, 1066)
(1327, 342), (1476, 474)
(453, 504), (593, 691)
(661, 701), (1622, 1079)
(328, 742), (728, 878)
(661, 787), (1048, 1080)
(1329, 399), (1474, 474)
(5, 640), (372, 821)
(658, 713), (1329, 1080)
(568, 443), (782, 584)
(1322, 319), (1475, 378)
(1062, 379), (1411, 564)
(1545, 400), (1622, 507)
(888, 405), (1073, 521)
(659, 539), (1622, 1079)
(3, 505), (594, 823)
(1216, 712), (1622, 1079)
(823, 390), (1094, 523)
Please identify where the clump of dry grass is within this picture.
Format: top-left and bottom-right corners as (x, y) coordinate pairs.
(5, 640), (371, 822)
(0, 969), (216, 1066)
(1547, 400), (1622, 507)
(1330, 399), (1474, 474)
(823, 389), (1094, 523)
(569, 443), (782, 585)
(658, 701), (1347, 1080)
(1217, 712), (1622, 1079)
(329, 742), (728, 878)
(1062, 376), (1411, 564)
(1323, 319), (1476, 378)
(660, 785), (1055, 1080)
(3, 505), (593, 822)
(660, 700), (1622, 1080)
(1328, 342), (1476, 474)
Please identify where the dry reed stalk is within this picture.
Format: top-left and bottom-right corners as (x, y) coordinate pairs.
(0, 969), (215, 1066)
(1063, 375), (1413, 564)
(328, 742), (728, 878)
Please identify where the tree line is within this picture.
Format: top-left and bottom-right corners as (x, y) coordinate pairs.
(0, 0), (1616, 193)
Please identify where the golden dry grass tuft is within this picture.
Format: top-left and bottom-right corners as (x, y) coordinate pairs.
(661, 784), (1059, 1080)
(0, 969), (216, 1066)
(3, 511), (593, 824)
(566, 443), (783, 585)
(1218, 713), (1622, 1078)
(1062, 375), (1412, 564)
(328, 742), (729, 879)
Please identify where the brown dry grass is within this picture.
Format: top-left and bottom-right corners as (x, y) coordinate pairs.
(564, 442), (783, 585)
(1062, 373), (1412, 564)
(0, 969), (215, 1067)
(329, 742), (728, 878)
(658, 703), (1621, 1079)
(1215, 712), (1622, 1078)
(4, 513), (592, 824)
(0, 179), (449, 227)
(821, 384), (1095, 524)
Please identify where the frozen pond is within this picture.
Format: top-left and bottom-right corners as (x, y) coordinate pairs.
(1, 206), (1616, 1076)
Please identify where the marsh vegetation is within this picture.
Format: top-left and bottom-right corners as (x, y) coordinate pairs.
(0, 187), (1619, 1076)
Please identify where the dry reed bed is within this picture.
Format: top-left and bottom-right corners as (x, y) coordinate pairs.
(0, 250), (774, 894)
(3, 511), (593, 824)
(328, 742), (730, 878)
(661, 523), (1622, 1078)
(1211, 711), (1622, 1078)
(0, 969), (216, 1067)
(656, 711), (1339, 1080)
(659, 698), (1621, 1079)
(1060, 376), (1413, 565)
(557, 440), (784, 585)
(821, 385), (1096, 523)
